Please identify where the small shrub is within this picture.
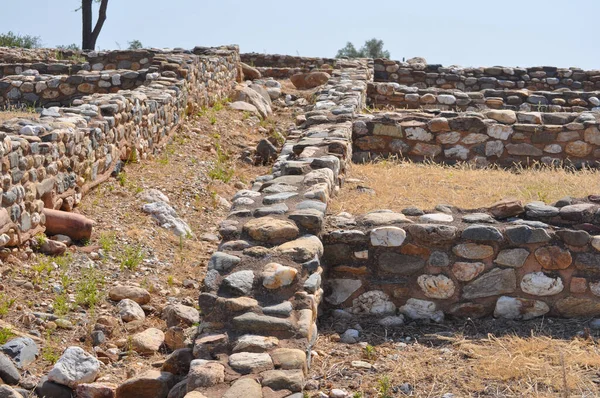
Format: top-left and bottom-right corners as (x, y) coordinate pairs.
(208, 136), (234, 183)
(31, 256), (54, 285)
(75, 268), (104, 310)
(0, 327), (15, 344)
(209, 114), (217, 125)
(377, 376), (392, 398)
(60, 272), (73, 289)
(53, 253), (72, 270)
(34, 233), (48, 247)
(99, 232), (116, 253)
(0, 31), (42, 48)
(53, 293), (70, 316)
(363, 344), (376, 360)
(119, 245), (144, 271)
(128, 39), (143, 50)
(0, 295), (16, 317)
(41, 343), (60, 364)
(117, 172), (127, 187)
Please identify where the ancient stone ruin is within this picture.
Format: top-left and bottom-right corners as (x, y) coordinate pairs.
(2, 44), (600, 396)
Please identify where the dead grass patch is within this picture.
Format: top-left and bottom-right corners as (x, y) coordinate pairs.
(0, 109), (38, 122)
(312, 332), (600, 397)
(332, 159), (600, 213)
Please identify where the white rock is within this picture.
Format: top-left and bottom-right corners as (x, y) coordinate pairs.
(330, 388), (349, 398)
(494, 296), (549, 320)
(487, 124), (513, 140)
(399, 298), (444, 322)
(520, 272), (564, 296)
(417, 274), (455, 299)
(370, 227), (406, 247)
(351, 360), (373, 369)
(419, 213), (453, 223)
(117, 298), (145, 322)
(262, 263), (298, 289)
(137, 189), (169, 203)
(350, 291), (396, 315)
(405, 127), (433, 141)
(437, 94), (456, 105)
(47, 347), (100, 387)
(591, 236), (600, 252)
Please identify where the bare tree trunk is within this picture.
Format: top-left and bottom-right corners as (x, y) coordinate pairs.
(82, 0), (108, 50)
(82, 0), (92, 50)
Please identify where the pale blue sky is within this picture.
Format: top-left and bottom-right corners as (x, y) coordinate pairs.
(3, 0), (599, 69)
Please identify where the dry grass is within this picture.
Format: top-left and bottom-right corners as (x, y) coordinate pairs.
(332, 160), (600, 213)
(312, 332), (600, 397)
(0, 109), (38, 122)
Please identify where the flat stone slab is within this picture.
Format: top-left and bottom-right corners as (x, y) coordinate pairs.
(228, 352), (273, 374)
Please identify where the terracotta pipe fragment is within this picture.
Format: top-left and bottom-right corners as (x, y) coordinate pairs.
(42, 209), (93, 242)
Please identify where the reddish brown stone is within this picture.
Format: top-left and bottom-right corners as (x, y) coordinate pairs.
(410, 143), (441, 157)
(570, 277), (588, 294)
(400, 243), (431, 257)
(354, 136), (387, 150)
(534, 246), (572, 270)
(488, 199), (524, 219)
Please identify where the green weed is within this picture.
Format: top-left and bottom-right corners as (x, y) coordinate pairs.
(74, 268), (104, 310)
(99, 232), (116, 253)
(363, 344), (377, 360)
(377, 376), (392, 398)
(208, 135), (234, 183)
(41, 336), (61, 364)
(0, 295), (16, 317)
(117, 172), (127, 187)
(53, 293), (71, 316)
(119, 245), (144, 271)
(0, 328), (15, 345)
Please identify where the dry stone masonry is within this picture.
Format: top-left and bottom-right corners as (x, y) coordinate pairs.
(194, 54), (600, 395)
(195, 58), (371, 395)
(323, 201), (600, 322)
(0, 46), (238, 246)
(4, 43), (600, 396)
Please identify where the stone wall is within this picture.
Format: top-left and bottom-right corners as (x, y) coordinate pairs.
(240, 53), (336, 79)
(0, 48), (238, 106)
(0, 70), (147, 106)
(195, 58), (371, 392)
(0, 46), (239, 246)
(352, 110), (600, 168)
(374, 59), (600, 91)
(368, 82), (600, 112)
(0, 48), (159, 79)
(322, 198), (600, 321)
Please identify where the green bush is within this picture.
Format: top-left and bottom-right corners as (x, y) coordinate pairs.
(0, 31), (42, 48)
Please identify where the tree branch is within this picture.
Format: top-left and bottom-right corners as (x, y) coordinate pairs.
(90, 0), (108, 45)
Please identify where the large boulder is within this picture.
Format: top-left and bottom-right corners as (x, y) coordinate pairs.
(234, 85), (272, 119)
(47, 346), (101, 388)
(290, 72), (330, 89)
(241, 62), (261, 80)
